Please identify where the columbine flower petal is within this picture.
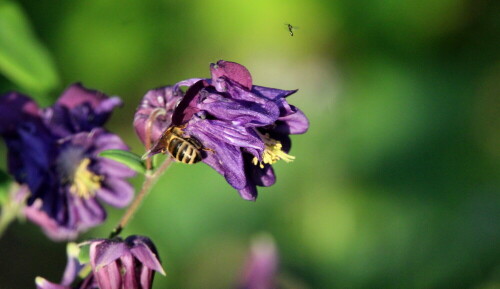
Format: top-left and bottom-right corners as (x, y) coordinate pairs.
(127, 236), (166, 275)
(134, 85), (184, 145)
(44, 83), (123, 136)
(210, 60), (253, 90)
(0, 92), (40, 134)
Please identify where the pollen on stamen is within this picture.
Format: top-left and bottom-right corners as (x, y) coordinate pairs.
(252, 136), (295, 169)
(69, 158), (103, 199)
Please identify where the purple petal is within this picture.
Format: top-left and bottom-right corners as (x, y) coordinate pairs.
(140, 266), (155, 289)
(238, 185), (258, 201)
(57, 83), (115, 110)
(0, 92), (40, 134)
(171, 80), (207, 126)
(24, 201), (79, 241)
(60, 248), (83, 286)
(97, 177), (134, 208)
(35, 277), (70, 289)
(92, 241), (128, 269)
(96, 158), (136, 178)
(250, 163), (276, 187)
(121, 254), (139, 288)
(7, 123), (56, 200)
(210, 60), (253, 90)
(185, 121), (247, 189)
(53, 83), (122, 132)
(92, 129), (130, 153)
(186, 120), (264, 151)
(94, 260), (122, 289)
(94, 97), (123, 115)
(251, 85), (297, 100)
(199, 94), (279, 127)
(275, 106), (309, 135)
(130, 242), (165, 275)
(173, 78), (204, 90)
(134, 85), (183, 145)
(71, 196), (106, 230)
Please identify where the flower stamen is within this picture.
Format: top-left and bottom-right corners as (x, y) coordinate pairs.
(69, 158), (102, 199)
(253, 133), (295, 168)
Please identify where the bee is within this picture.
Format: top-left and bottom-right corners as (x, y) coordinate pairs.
(147, 126), (203, 164)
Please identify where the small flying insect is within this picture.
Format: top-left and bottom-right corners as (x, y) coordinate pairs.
(285, 23), (298, 36)
(144, 126), (203, 164)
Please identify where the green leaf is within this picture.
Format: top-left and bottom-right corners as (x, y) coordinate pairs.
(99, 149), (146, 174)
(0, 1), (60, 98)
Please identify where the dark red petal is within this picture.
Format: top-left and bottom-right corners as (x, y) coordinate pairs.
(210, 60), (253, 90)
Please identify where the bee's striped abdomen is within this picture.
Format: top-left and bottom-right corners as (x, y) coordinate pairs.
(166, 130), (202, 164)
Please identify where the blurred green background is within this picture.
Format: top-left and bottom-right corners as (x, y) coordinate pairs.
(0, 0), (499, 288)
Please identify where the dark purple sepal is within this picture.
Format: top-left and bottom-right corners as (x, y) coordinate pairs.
(171, 79), (208, 126)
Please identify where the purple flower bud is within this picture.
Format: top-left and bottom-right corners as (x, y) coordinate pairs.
(0, 83), (135, 240)
(238, 235), (279, 289)
(134, 60), (309, 200)
(90, 236), (165, 289)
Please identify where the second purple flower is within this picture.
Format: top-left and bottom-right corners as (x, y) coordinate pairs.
(0, 84), (135, 240)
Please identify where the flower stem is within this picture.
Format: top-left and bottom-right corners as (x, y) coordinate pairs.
(109, 157), (173, 239)
(109, 107), (170, 239)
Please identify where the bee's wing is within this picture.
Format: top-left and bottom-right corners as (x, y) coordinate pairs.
(142, 131), (169, 160)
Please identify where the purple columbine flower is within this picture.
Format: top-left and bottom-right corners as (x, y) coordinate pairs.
(90, 236), (165, 289)
(134, 60), (309, 200)
(0, 84), (135, 240)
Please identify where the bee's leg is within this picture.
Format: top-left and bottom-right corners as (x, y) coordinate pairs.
(202, 147), (215, 153)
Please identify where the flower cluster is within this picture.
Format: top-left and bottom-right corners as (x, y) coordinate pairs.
(35, 235), (165, 289)
(134, 60), (309, 200)
(0, 60), (309, 288)
(0, 84), (135, 240)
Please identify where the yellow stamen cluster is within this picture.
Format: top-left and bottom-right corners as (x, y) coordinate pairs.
(252, 134), (295, 168)
(69, 158), (102, 199)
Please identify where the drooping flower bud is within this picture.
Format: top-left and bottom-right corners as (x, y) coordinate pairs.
(90, 236), (165, 289)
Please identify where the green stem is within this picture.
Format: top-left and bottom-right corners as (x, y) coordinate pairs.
(109, 157), (173, 238)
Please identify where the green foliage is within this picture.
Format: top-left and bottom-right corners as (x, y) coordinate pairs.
(99, 149), (146, 174)
(0, 1), (59, 100)
(0, 169), (11, 206)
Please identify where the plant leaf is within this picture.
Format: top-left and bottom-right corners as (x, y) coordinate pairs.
(99, 149), (146, 174)
(0, 1), (60, 98)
